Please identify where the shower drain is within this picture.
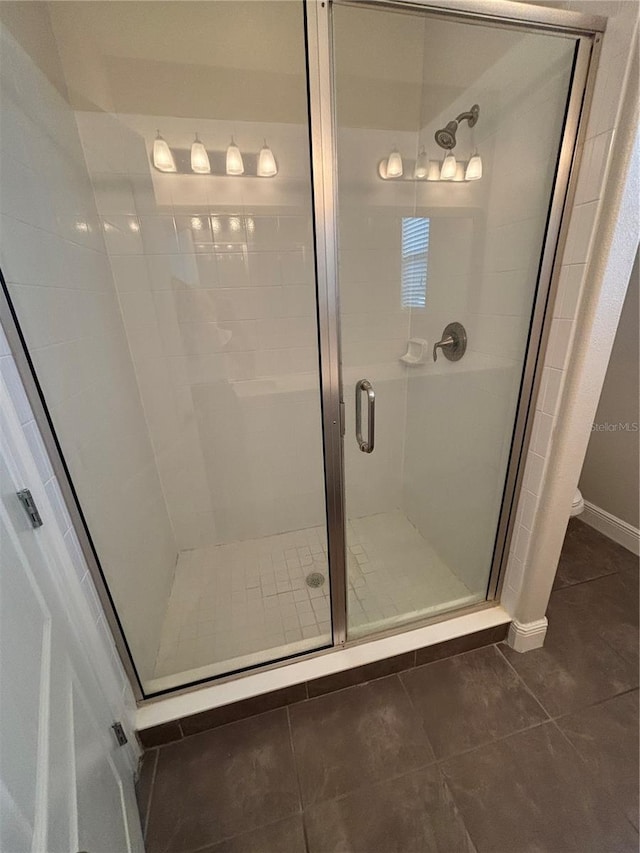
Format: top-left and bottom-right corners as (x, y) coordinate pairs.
(305, 571), (325, 588)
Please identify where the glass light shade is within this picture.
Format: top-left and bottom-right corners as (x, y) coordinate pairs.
(440, 151), (457, 180)
(257, 142), (278, 177)
(386, 148), (403, 178)
(378, 160), (388, 179)
(465, 153), (483, 181)
(453, 162), (466, 182)
(226, 139), (244, 175)
(153, 132), (176, 173)
(190, 136), (211, 174)
(426, 160), (441, 181)
(414, 147), (429, 179)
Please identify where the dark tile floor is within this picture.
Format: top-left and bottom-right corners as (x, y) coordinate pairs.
(139, 519), (639, 853)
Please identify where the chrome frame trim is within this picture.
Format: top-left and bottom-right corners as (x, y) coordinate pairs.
(0, 274), (146, 701)
(305, 0), (348, 646)
(488, 32), (602, 600)
(335, 0), (606, 35)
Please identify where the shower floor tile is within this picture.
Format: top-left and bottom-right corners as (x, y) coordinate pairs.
(149, 511), (477, 692)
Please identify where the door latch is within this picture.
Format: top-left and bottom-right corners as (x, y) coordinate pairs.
(16, 489), (43, 528)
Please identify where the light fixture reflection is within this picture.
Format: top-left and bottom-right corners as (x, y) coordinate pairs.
(414, 146), (429, 179)
(426, 161), (441, 181)
(440, 151), (457, 180)
(257, 140), (278, 177)
(465, 153), (483, 181)
(190, 134), (211, 174)
(386, 148), (403, 178)
(153, 131), (176, 173)
(226, 138), (244, 175)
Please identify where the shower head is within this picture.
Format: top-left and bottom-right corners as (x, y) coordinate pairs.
(434, 121), (458, 150)
(434, 104), (480, 151)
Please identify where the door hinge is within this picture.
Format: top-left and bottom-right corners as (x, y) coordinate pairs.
(111, 722), (128, 746)
(16, 489), (43, 528)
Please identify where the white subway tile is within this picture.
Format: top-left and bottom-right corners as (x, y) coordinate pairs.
(101, 215), (143, 255)
(22, 420), (54, 483)
(109, 255), (150, 293)
(545, 318), (573, 370)
(563, 201), (597, 265)
(139, 215), (179, 255)
(0, 356), (33, 425)
(554, 264), (585, 320)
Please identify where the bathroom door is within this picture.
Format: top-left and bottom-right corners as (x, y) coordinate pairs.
(326, 0), (584, 639)
(0, 371), (143, 851)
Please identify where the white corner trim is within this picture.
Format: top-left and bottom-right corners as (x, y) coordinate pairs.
(507, 617), (548, 653)
(581, 501), (640, 556)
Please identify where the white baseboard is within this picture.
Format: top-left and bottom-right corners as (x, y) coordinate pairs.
(581, 501), (640, 557)
(507, 618), (548, 653)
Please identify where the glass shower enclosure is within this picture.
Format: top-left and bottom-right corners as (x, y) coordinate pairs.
(0, 0), (599, 697)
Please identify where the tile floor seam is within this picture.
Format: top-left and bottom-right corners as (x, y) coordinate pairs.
(299, 758), (440, 811)
(140, 747), (159, 842)
(596, 628), (640, 673)
(431, 764), (482, 853)
(178, 812), (307, 853)
(547, 714), (640, 840)
(554, 566), (621, 591)
(549, 686), (640, 726)
(286, 705), (312, 853)
(395, 669), (440, 758)
(436, 718), (553, 768)
(494, 642), (555, 720)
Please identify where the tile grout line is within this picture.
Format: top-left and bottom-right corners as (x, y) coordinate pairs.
(285, 704), (311, 853)
(394, 663), (439, 760)
(179, 809), (308, 853)
(141, 746), (159, 842)
(436, 717), (552, 768)
(494, 642), (555, 720)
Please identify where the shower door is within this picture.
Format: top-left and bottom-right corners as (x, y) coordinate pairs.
(325, 1), (584, 639)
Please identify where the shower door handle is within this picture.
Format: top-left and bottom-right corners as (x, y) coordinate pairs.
(355, 379), (375, 453)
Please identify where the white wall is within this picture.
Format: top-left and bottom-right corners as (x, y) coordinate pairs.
(0, 7), (177, 681)
(579, 249), (639, 528)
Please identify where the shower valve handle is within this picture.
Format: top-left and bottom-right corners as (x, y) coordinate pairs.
(433, 322), (467, 362)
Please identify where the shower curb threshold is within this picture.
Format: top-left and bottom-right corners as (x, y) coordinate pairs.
(136, 605), (511, 747)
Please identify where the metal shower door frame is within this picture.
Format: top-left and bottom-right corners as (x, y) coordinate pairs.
(306, 0), (604, 644)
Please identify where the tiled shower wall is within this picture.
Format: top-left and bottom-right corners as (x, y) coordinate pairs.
(403, 30), (576, 594)
(0, 13), (176, 681)
(75, 114), (327, 549)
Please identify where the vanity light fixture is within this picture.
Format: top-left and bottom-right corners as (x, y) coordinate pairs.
(190, 134), (211, 174)
(257, 140), (278, 177)
(153, 131), (176, 173)
(386, 147), (403, 178)
(226, 137), (244, 175)
(465, 152), (483, 181)
(440, 151), (457, 180)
